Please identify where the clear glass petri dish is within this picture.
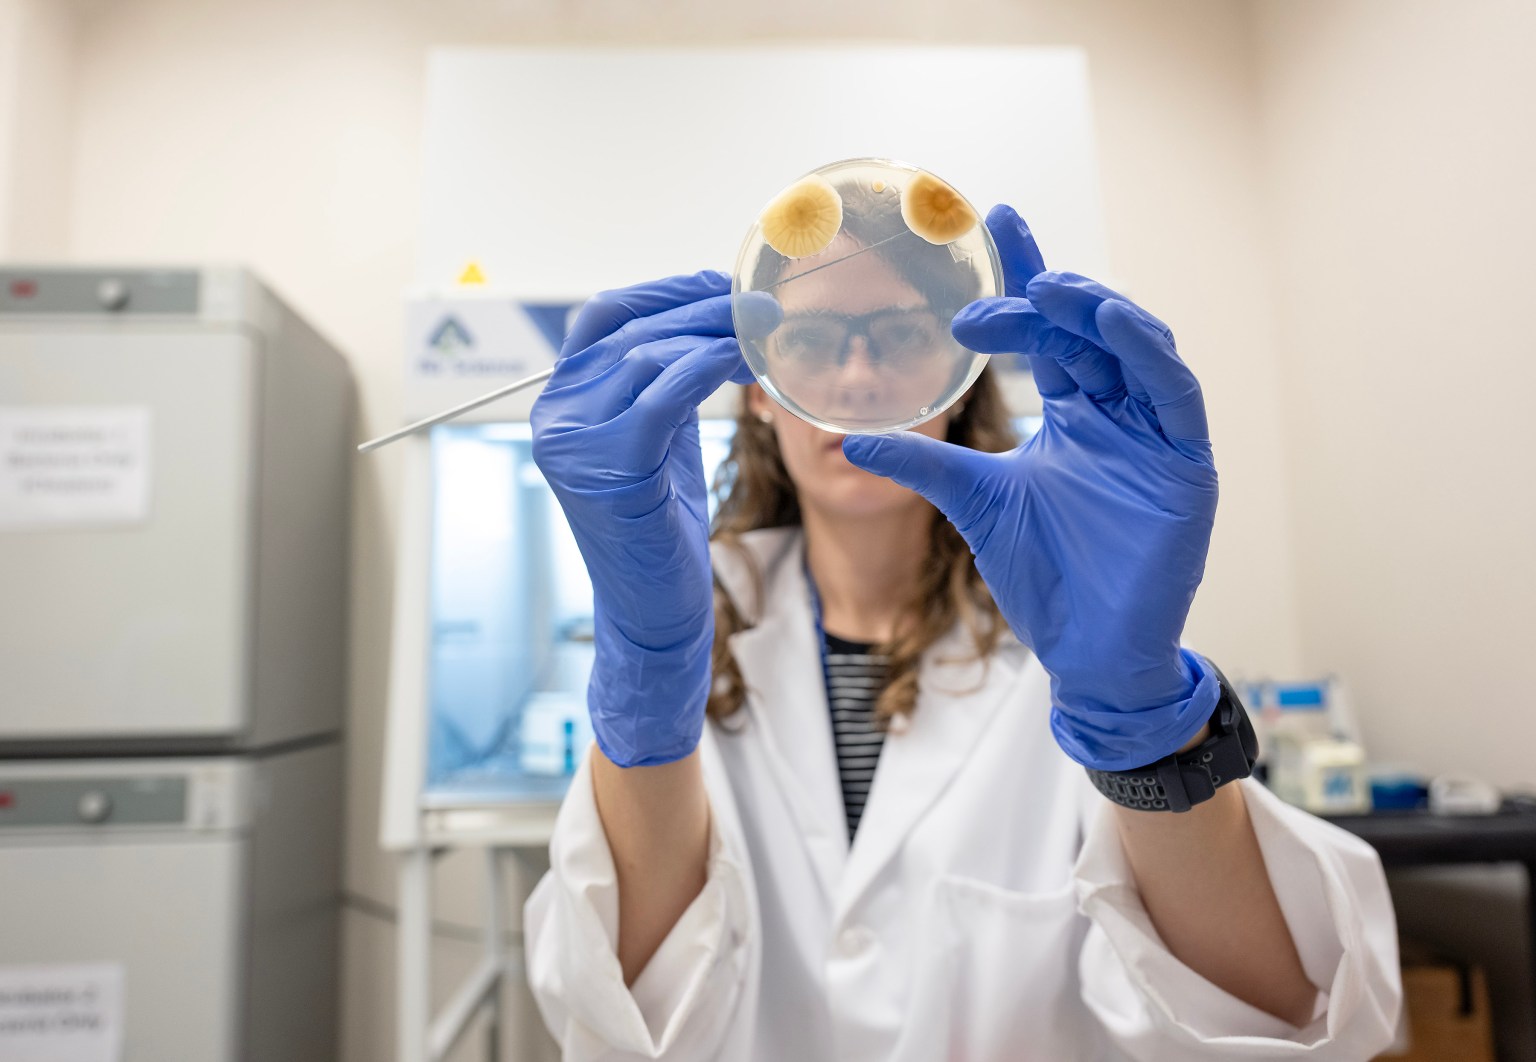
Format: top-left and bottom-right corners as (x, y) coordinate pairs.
(731, 158), (1002, 435)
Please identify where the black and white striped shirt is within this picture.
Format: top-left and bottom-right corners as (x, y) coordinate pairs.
(823, 632), (890, 839)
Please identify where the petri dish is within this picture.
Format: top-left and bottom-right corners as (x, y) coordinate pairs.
(731, 158), (1002, 435)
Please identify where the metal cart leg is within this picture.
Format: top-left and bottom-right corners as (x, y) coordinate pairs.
(399, 847), (433, 1062)
(485, 846), (506, 1061)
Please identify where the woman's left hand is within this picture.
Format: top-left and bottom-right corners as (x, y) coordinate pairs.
(841, 205), (1221, 771)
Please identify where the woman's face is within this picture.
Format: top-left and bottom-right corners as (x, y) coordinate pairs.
(756, 233), (959, 432)
(746, 265), (958, 522)
(747, 241), (958, 522)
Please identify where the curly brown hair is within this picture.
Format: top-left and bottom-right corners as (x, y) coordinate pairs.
(706, 368), (1018, 724)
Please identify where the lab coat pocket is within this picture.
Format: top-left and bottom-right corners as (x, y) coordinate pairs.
(929, 874), (1094, 1062)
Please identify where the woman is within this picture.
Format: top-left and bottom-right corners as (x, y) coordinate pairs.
(525, 205), (1400, 1060)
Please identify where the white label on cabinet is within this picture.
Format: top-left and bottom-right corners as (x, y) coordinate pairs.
(0, 407), (151, 530)
(0, 962), (124, 1061)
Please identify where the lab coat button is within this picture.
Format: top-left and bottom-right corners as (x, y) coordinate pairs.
(836, 925), (874, 957)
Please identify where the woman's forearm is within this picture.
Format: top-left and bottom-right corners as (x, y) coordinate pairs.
(1112, 754), (1319, 1027)
(591, 745), (711, 985)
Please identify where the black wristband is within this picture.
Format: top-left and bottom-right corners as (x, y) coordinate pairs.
(1084, 666), (1259, 813)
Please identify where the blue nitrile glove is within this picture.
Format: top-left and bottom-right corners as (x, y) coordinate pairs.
(530, 271), (760, 767)
(841, 205), (1221, 771)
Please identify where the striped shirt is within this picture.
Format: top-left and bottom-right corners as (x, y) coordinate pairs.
(823, 631), (890, 840)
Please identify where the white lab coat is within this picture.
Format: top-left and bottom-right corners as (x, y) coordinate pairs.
(525, 527), (1402, 1061)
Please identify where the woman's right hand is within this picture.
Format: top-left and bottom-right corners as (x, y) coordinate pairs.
(531, 271), (750, 768)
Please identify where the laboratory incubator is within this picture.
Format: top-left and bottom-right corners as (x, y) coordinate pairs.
(0, 267), (351, 1062)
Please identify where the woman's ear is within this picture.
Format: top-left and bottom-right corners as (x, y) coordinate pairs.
(744, 383), (770, 420)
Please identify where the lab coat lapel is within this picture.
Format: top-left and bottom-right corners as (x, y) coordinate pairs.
(833, 629), (1031, 923)
(722, 533), (849, 905)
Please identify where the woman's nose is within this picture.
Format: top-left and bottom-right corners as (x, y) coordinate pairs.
(836, 336), (881, 386)
(822, 337), (884, 417)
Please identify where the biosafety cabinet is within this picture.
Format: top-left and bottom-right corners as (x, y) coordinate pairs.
(0, 267), (351, 1062)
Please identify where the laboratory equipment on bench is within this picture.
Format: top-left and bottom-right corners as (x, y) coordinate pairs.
(0, 266), (352, 1062)
(1429, 775), (1503, 816)
(1253, 678), (1371, 814)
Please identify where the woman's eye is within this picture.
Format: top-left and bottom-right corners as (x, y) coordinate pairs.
(782, 326), (838, 353)
(881, 322), (933, 351)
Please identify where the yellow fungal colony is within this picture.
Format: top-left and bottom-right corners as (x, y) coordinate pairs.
(760, 175), (843, 258)
(900, 171), (976, 245)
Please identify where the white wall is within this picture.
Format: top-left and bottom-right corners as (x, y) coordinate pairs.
(0, 0), (78, 256)
(5, 0), (1526, 1058)
(416, 46), (1112, 297)
(1252, 0), (1536, 789)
